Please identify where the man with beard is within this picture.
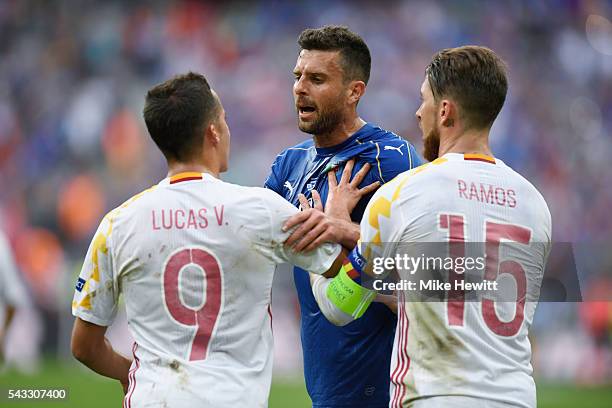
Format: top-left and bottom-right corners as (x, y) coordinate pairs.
(265, 26), (422, 408)
(318, 46), (552, 407)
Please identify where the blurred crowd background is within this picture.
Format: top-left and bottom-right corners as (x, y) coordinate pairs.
(0, 0), (611, 387)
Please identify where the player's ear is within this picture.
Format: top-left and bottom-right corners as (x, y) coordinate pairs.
(206, 121), (221, 146)
(202, 124), (218, 150)
(347, 81), (366, 105)
(439, 99), (456, 128)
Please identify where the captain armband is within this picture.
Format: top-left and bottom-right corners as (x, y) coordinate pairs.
(326, 246), (376, 319)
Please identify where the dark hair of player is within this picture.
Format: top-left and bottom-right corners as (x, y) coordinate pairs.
(298, 25), (371, 85)
(426, 46), (508, 130)
(143, 72), (219, 162)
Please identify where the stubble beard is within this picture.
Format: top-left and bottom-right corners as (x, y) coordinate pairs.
(423, 123), (441, 162)
(298, 104), (344, 137)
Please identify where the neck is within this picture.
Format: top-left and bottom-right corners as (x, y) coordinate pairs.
(438, 126), (493, 158)
(167, 161), (219, 179)
(313, 115), (366, 148)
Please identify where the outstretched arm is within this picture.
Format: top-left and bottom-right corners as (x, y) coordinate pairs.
(283, 159), (379, 251)
(286, 161), (396, 324)
(311, 273), (398, 326)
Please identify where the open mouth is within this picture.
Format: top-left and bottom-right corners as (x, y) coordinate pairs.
(298, 106), (316, 114)
(297, 99), (317, 117)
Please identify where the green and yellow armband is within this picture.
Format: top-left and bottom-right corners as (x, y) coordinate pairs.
(326, 250), (376, 319)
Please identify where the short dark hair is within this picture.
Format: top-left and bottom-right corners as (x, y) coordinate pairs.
(298, 25), (371, 84)
(143, 72), (219, 162)
(426, 46), (508, 130)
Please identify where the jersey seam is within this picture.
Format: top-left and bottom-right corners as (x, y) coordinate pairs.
(260, 194), (278, 265)
(371, 141), (385, 183)
(406, 142), (413, 169)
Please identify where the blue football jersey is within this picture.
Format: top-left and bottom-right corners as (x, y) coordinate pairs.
(265, 122), (423, 407)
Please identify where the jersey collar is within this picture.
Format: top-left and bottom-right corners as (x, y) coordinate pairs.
(315, 122), (374, 156)
(443, 152), (498, 165)
(159, 172), (219, 186)
(169, 172), (203, 184)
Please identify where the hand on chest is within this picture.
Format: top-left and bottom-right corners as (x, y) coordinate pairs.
(284, 157), (378, 212)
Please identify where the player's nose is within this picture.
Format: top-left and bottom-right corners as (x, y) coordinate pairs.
(293, 77), (307, 96)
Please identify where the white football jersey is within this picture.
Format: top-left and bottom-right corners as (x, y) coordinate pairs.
(72, 172), (340, 408)
(360, 153), (551, 408)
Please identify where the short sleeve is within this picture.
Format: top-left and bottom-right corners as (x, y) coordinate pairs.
(358, 177), (411, 265)
(253, 189), (341, 274)
(0, 232), (28, 308)
(406, 143), (424, 169)
(71, 214), (119, 326)
(378, 140), (423, 184)
(264, 153), (284, 193)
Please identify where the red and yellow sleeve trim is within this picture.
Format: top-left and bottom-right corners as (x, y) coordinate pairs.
(342, 258), (360, 280)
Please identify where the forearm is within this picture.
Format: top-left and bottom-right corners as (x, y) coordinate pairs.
(310, 273), (355, 326)
(337, 219), (360, 250)
(75, 337), (132, 383)
(322, 248), (347, 278)
(71, 318), (131, 384)
(313, 246), (378, 325)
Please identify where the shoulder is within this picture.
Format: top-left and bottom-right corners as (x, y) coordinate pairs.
(272, 139), (315, 163)
(362, 124), (423, 180)
(108, 184), (160, 220)
(218, 181), (296, 218)
(367, 125), (416, 151)
(93, 184), (161, 245)
(368, 124), (404, 143)
(383, 158), (454, 199)
(104, 184), (159, 221)
(268, 140), (315, 188)
(501, 161), (551, 217)
(407, 157), (456, 183)
(238, 184), (283, 203)
(369, 159), (443, 199)
(250, 186), (296, 215)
